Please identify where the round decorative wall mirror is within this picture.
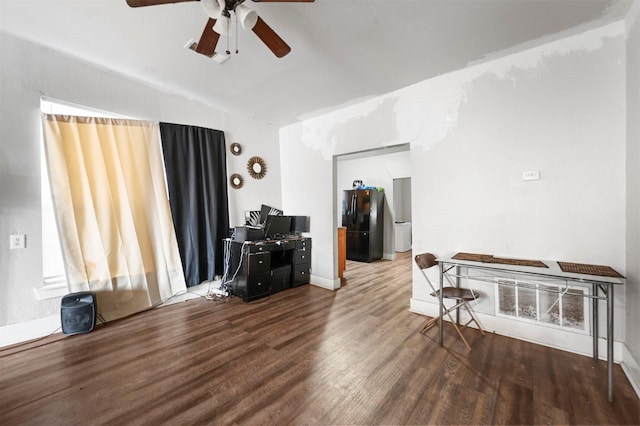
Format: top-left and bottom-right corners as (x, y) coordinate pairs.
(230, 143), (242, 156)
(247, 156), (267, 180)
(230, 173), (243, 189)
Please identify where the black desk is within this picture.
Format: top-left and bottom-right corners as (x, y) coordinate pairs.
(223, 237), (311, 302)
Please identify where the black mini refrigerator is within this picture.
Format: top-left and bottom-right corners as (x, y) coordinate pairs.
(341, 189), (384, 262)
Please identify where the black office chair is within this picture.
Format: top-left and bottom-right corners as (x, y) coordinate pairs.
(415, 252), (485, 351)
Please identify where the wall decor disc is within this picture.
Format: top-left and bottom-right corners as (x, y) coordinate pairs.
(247, 156), (267, 180)
(230, 173), (243, 189)
(230, 143), (242, 156)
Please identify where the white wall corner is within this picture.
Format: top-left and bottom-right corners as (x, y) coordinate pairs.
(310, 274), (341, 291)
(383, 252), (397, 261)
(621, 344), (640, 399)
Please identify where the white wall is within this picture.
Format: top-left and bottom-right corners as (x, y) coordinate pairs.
(279, 127), (336, 289)
(0, 34), (281, 335)
(623, 1), (640, 396)
(225, 115), (282, 227)
(281, 22), (628, 357)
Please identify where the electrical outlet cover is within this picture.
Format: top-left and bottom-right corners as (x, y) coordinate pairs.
(10, 234), (26, 249)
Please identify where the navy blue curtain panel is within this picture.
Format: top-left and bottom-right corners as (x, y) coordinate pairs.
(160, 123), (230, 287)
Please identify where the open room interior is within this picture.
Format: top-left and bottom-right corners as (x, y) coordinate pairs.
(1, 0), (639, 423)
(2, 253), (639, 424)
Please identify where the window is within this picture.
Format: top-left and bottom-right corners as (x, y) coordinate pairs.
(37, 98), (135, 299)
(496, 279), (589, 334)
(40, 140), (66, 291)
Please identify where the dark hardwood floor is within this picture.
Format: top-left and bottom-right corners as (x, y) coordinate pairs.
(1, 251), (638, 425)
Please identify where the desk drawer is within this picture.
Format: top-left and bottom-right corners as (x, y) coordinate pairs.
(247, 243), (273, 253)
(293, 249), (310, 265)
(247, 252), (270, 274)
(247, 271), (271, 301)
(292, 264), (310, 286)
(296, 238), (312, 250)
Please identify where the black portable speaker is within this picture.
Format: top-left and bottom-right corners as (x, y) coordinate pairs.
(61, 292), (97, 335)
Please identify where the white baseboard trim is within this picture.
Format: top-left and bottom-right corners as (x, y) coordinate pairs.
(0, 314), (62, 348)
(1, 285), (213, 349)
(410, 298), (624, 363)
(310, 274), (340, 291)
(621, 344), (640, 399)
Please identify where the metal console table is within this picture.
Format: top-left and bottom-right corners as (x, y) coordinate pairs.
(436, 252), (625, 402)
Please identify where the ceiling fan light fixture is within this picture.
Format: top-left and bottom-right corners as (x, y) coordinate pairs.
(201, 0), (222, 18)
(213, 14), (232, 36)
(236, 4), (258, 30)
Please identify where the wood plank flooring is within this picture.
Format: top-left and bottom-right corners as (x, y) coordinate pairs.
(1, 251), (639, 425)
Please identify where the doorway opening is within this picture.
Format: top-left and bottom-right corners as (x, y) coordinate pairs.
(334, 144), (411, 264)
(393, 177), (412, 253)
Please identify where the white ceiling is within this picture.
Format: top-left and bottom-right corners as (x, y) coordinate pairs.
(0, 0), (633, 127)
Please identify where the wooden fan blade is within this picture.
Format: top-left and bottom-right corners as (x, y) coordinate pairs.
(252, 16), (291, 58)
(126, 0), (197, 7)
(195, 18), (220, 57)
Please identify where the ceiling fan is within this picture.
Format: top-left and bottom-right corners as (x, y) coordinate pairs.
(126, 0), (314, 58)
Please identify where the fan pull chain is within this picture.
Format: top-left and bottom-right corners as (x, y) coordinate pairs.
(235, 13), (239, 54)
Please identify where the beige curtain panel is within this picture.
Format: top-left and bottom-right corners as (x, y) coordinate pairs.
(42, 115), (186, 321)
